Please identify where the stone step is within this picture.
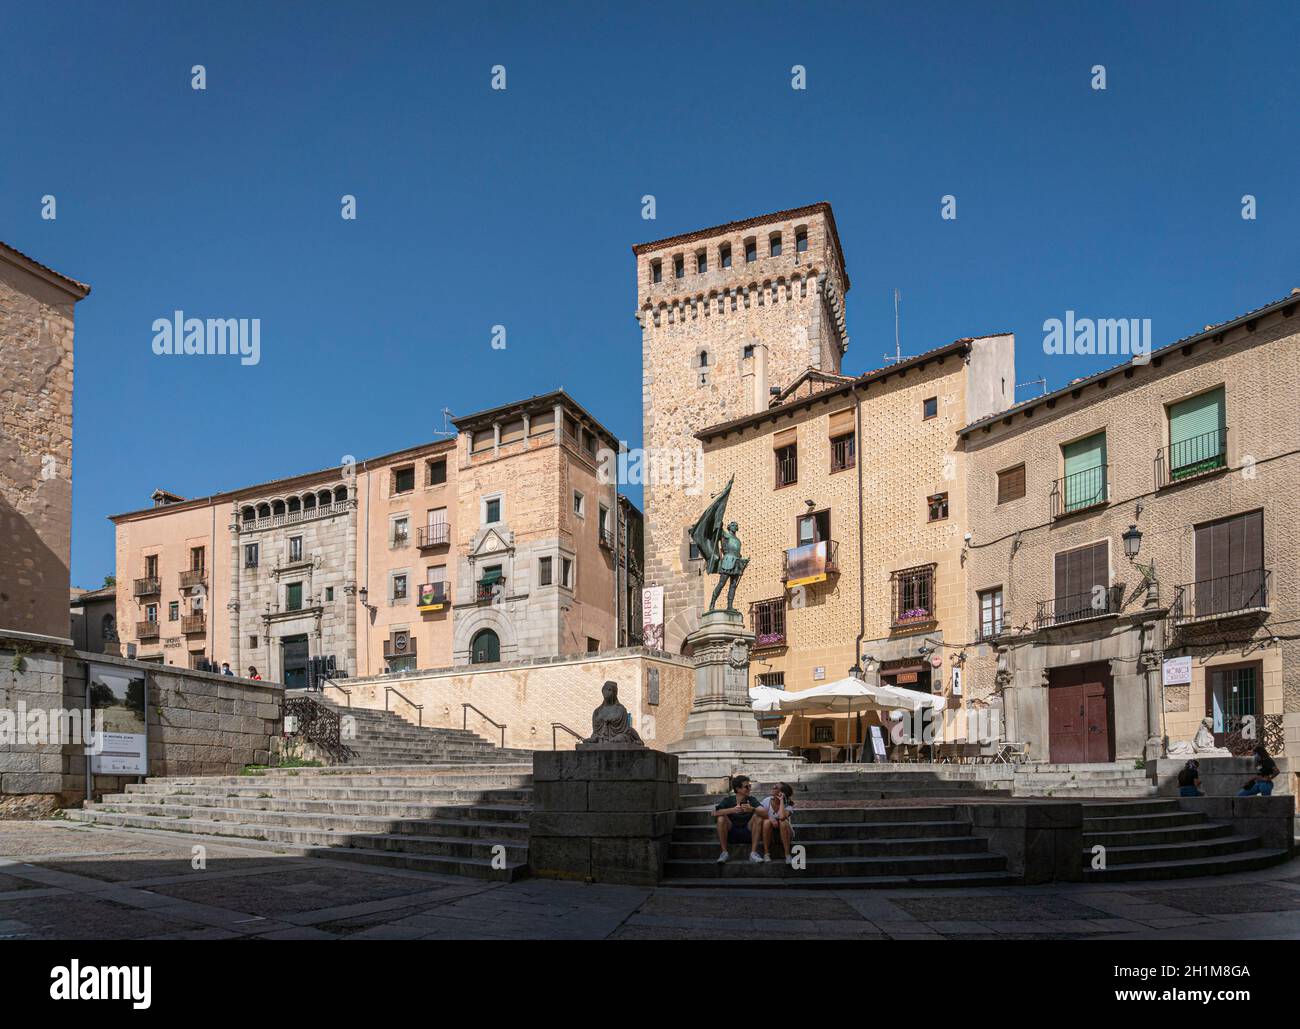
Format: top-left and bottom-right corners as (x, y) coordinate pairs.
(1081, 811), (1203, 833)
(1014, 785), (1157, 799)
(1081, 798), (1181, 817)
(669, 835), (991, 861)
(146, 763), (533, 786)
(1083, 821), (1236, 848)
(664, 850), (1008, 879)
(66, 807), (529, 867)
(1081, 833), (1264, 866)
(671, 819), (974, 842)
(674, 805), (962, 826)
(64, 811), (527, 881)
(123, 784), (533, 804)
(662, 869), (1022, 889)
(88, 800), (531, 840)
(1082, 847), (1291, 882)
(107, 795), (531, 825)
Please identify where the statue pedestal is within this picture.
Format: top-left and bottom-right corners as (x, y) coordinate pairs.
(529, 747), (678, 886)
(666, 610), (803, 784)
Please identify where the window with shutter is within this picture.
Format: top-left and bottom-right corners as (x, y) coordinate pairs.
(1192, 510), (1265, 616)
(1051, 541), (1109, 624)
(997, 464), (1025, 504)
(1061, 432), (1107, 512)
(1167, 387), (1226, 480)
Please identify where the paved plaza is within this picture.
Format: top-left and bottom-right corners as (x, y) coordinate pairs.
(2, 820), (1298, 941)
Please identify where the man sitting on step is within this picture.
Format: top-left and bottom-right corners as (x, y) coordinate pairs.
(714, 775), (764, 864)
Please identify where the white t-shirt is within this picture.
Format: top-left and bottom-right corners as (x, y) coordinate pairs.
(759, 795), (793, 822)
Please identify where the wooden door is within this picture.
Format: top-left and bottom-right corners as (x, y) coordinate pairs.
(1048, 662), (1113, 763)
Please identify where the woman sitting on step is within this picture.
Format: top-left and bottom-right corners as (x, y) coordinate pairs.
(759, 782), (796, 865)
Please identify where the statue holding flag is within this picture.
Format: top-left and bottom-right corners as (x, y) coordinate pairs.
(689, 475), (750, 613)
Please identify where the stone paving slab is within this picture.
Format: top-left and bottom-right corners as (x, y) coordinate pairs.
(0, 820), (1297, 940)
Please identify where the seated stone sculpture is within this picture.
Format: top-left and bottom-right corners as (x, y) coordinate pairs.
(1167, 716), (1231, 757)
(579, 680), (644, 749)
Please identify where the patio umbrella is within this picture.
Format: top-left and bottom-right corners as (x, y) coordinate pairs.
(774, 677), (946, 760)
(748, 685), (787, 712)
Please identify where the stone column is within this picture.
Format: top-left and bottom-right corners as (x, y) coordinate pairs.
(343, 485), (358, 677)
(228, 504), (241, 672)
(666, 609), (802, 782)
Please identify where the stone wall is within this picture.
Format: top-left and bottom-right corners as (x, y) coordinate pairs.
(0, 250), (88, 640)
(1, 630), (282, 816)
(333, 647), (695, 752)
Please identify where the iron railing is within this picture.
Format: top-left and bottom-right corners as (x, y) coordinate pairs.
(1156, 427), (1228, 488)
(476, 579), (504, 603)
(750, 597), (787, 648)
(1223, 713), (1285, 756)
(830, 433), (855, 472)
(1170, 568), (1270, 621)
(181, 614), (206, 634)
(283, 693), (355, 763)
(551, 722), (583, 750)
(775, 447), (798, 487)
(180, 568), (206, 589)
(136, 620), (160, 638)
(463, 703), (506, 748)
(384, 686), (423, 727)
(599, 526), (615, 550)
(1034, 584), (1124, 629)
(417, 524), (450, 548)
(891, 564), (937, 626)
(133, 576), (161, 597)
(1050, 464), (1109, 518)
(783, 540), (839, 584)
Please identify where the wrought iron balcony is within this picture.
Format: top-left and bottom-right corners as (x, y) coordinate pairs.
(1049, 464), (1109, 518)
(890, 564), (937, 627)
(133, 576), (161, 597)
(417, 524), (450, 549)
(182, 614), (206, 634)
(599, 527), (615, 550)
(783, 540), (839, 586)
(390, 529), (410, 549)
(1170, 568), (1270, 622)
(476, 580), (504, 603)
(417, 581), (449, 609)
(180, 568), (206, 589)
(1155, 428), (1228, 488)
(136, 620), (160, 638)
(1034, 584), (1124, 629)
(750, 597), (787, 648)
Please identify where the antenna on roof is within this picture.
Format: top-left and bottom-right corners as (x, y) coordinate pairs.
(883, 288), (903, 365)
(1015, 377), (1048, 398)
(432, 407), (456, 437)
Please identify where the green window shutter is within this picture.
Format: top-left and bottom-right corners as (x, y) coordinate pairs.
(1061, 432), (1107, 511)
(1168, 388), (1225, 477)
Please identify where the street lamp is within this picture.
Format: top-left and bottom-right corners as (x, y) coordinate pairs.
(1122, 523), (1142, 561)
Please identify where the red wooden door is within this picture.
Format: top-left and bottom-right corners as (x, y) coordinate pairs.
(1048, 662), (1113, 763)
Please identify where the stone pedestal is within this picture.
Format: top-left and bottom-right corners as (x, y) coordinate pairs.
(528, 748), (678, 886)
(666, 609), (802, 783)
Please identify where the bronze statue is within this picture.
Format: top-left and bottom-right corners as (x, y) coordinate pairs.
(581, 680), (644, 747)
(689, 476), (749, 613)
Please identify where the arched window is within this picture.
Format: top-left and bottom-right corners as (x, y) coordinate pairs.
(317, 490), (333, 507)
(302, 493), (316, 511)
(333, 486), (348, 505)
(101, 614), (117, 642)
(699, 350), (709, 368)
(470, 629), (500, 665)
(287, 496), (301, 513)
(272, 499), (286, 516)
(241, 506), (255, 524)
(257, 503), (271, 520)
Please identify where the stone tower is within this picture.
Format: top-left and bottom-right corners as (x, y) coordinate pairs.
(634, 203), (851, 652)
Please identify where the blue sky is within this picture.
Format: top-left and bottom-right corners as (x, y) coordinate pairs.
(2, 1), (1297, 588)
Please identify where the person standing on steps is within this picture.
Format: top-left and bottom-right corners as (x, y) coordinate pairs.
(1177, 760), (1204, 797)
(714, 775), (763, 863)
(759, 782), (796, 863)
(1238, 745), (1279, 797)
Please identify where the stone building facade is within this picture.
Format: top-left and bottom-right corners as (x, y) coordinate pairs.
(449, 392), (625, 665)
(961, 291), (1300, 768)
(696, 334), (1015, 750)
(0, 242), (91, 641)
(634, 204), (851, 653)
(110, 391), (640, 680)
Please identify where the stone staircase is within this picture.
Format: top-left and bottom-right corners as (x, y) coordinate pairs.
(66, 764), (535, 881)
(1012, 762), (1156, 799)
(1081, 798), (1291, 881)
(663, 775), (1018, 887)
(309, 694), (535, 766)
